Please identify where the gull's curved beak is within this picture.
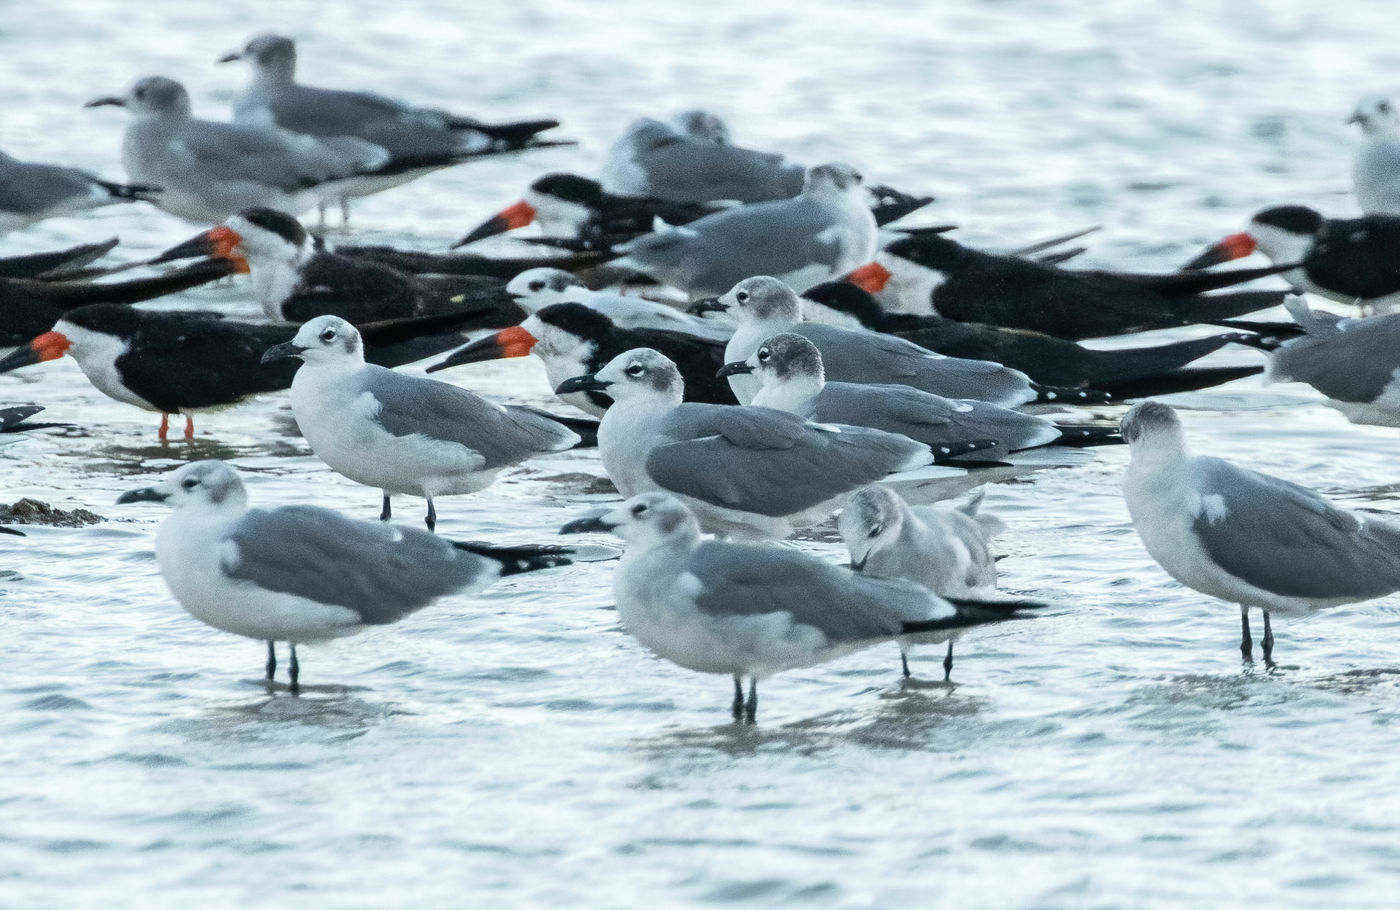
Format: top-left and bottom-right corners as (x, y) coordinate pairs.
(554, 373), (612, 395)
(261, 341), (306, 364)
(83, 95), (126, 109)
(116, 486), (169, 505)
(716, 360), (754, 379)
(217, 49), (243, 64)
(687, 297), (728, 316)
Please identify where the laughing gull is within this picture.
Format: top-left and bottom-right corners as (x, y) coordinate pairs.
(855, 233), (1291, 339)
(839, 485), (1006, 678)
(503, 268), (733, 341)
(118, 460), (575, 693)
(1183, 205), (1400, 315)
(561, 492), (1036, 722)
(161, 207), (524, 325)
(263, 316), (580, 530)
(721, 333), (1121, 460)
(599, 116), (806, 204)
(0, 149), (158, 236)
(612, 163), (878, 298)
(1246, 298), (1400, 427)
(1121, 400), (1400, 663)
(84, 75), (389, 223)
(800, 281), (1265, 398)
(426, 303), (735, 416)
(696, 276), (1061, 408)
(1350, 96), (1400, 216)
(553, 347), (992, 539)
(0, 303), (494, 440)
(218, 33), (565, 224)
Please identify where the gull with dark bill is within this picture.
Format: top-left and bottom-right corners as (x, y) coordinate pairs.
(554, 348), (992, 539)
(119, 461), (576, 692)
(263, 316), (580, 530)
(561, 493), (1037, 723)
(839, 485), (1005, 679)
(1121, 400), (1400, 663)
(1349, 96), (1400, 216)
(722, 333), (1121, 461)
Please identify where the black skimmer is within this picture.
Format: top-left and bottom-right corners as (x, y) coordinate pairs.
(801, 281), (1264, 397)
(158, 208), (525, 326)
(0, 238), (120, 280)
(0, 150), (158, 236)
(218, 33), (570, 225)
(0, 258), (239, 349)
(426, 302), (737, 416)
(851, 232), (1293, 340)
(1183, 205), (1400, 314)
(0, 304), (499, 440)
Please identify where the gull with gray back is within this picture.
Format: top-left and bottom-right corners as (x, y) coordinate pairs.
(1121, 400), (1400, 664)
(263, 316), (580, 530)
(118, 461), (575, 693)
(561, 493), (1037, 722)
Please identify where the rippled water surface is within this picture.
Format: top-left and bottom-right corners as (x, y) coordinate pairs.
(5, 1), (1400, 906)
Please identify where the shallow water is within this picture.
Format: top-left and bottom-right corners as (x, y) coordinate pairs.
(5, 1), (1400, 906)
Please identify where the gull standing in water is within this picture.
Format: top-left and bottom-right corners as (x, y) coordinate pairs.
(1121, 401), (1400, 663)
(561, 493), (1037, 723)
(119, 461), (576, 692)
(263, 316), (579, 530)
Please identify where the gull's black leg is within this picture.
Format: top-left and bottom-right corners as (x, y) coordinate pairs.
(288, 644), (300, 695)
(1262, 611), (1274, 665)
(744, 678), (757, 725)
(943, 641), (955, 681)
(901, 650), (911, 678)
(731, 675), (745, 721)
(1240, 608), (1253, 661)
(425, 498), (437, 533)
(380, 494), (392, 522)
(265, 641), (276, 682)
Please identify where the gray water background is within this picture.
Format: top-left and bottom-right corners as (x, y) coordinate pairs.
(3, 1), (1400, 906)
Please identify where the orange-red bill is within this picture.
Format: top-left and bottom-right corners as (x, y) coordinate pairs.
(453, 200), (538, 248)
(1182, 232), (1257, 270)
(0, 331), (72, 374)
(845, 261), (893, 293)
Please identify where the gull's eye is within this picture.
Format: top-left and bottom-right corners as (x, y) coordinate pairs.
(757, 347), (771, 362)
(630, 502), (648, 517)
(181, 477), (199, 490)
(319, 328), (336, 343)
(867, 524), (883, 538)
(625, 364), (644, 377)
(1381, 100), (1393, 115)
(735, 290), (750, 304)
(529, 280), (545, 292)
(852, 170), (863, 182)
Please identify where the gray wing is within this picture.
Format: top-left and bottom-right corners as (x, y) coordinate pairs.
(636, 139), (805, 203)
(363, 366), (579, 468)
(688, 540), (952, 642)
(1269, 314), (1400, 404)
(260, 84), (481, 158)
(221, 506), (496, 622)
(1192, 457), (1400, 599)
(647, 404), (928, 517)
(617, 198), (848, 295)
(799, 324), (1036, 407)
(168, 118), (375, 189)
(0, 157), (99, 213)
(815, 383), (1057, 453)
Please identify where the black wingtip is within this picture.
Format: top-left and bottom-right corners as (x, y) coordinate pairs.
(900, 596), (1047, 635)
(1051, 424), (1124, 448)
(1032, 383), (1112, 404)
(452, 540), (575, 575)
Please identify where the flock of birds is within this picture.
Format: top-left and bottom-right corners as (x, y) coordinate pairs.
(7, 33), (1400, 723)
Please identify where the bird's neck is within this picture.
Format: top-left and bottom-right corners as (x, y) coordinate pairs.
(750, 377), (820, 417)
